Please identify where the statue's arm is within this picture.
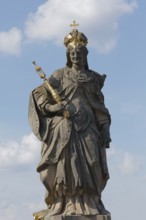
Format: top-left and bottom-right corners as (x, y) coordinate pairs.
(32, 86), (50, 116)
(32, 85), (66, 117)
(93, 77), (111, 148)
(96, 109), (111, 148)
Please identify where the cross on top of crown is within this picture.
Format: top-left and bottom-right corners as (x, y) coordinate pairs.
(70, 20), (79, 30)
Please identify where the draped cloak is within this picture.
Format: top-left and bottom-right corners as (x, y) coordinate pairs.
(28, 66), (111, 215)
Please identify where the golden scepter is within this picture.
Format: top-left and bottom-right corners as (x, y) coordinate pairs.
(32, 61), (69, 118)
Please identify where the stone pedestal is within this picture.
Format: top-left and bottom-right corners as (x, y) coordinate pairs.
(40, 215), (111, 220)
(47, 215), (111, 220)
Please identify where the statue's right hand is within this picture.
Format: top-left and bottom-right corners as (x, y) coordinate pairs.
(45, 103), (66, 113)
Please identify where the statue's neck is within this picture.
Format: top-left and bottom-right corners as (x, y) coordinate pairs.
(71, 65), (85, 73)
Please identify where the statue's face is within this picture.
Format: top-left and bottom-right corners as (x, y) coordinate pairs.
(69, 47), (86, 69)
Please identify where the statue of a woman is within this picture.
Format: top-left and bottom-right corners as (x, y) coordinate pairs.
(29, 25), (111, 219)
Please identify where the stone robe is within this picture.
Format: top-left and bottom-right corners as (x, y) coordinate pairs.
(29, 66), (111, 216)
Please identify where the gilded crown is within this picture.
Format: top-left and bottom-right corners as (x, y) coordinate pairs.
(64, 21), (88, 48)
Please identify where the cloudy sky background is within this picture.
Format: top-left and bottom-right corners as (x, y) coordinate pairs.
(0, 0), (146, 220)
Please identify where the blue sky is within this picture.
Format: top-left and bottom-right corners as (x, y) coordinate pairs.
(0, 0), (146, 220)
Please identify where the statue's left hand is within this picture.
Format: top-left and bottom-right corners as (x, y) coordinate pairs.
(65, 103), (76, 115)
(103, 136), (112, 148)
(101, 124), (111, 148)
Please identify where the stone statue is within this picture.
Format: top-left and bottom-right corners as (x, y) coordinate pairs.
(29, 21), (111, 220)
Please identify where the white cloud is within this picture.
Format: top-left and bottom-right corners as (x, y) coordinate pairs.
(0, 27), (23, 55)
(25, 0), (137, 53)
(0, 202), (44, 220)
(0, 133), (40, 168)
(120, 152), (140, 174)
(0, 204), (18, 220)
(107, 146), (116, 158)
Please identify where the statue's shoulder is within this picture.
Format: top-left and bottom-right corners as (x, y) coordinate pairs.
(32, 85), (48, 99)
(47, 66), (68, 88)
(89, 69), (106, 89)
(32, 85), (45, 93)
(51, 66), (68, 79)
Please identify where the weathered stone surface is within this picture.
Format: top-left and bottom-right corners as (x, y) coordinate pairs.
(30, 22), (112, 218)
(34, 213), (111, 220)
(44, 215), (111, 220)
